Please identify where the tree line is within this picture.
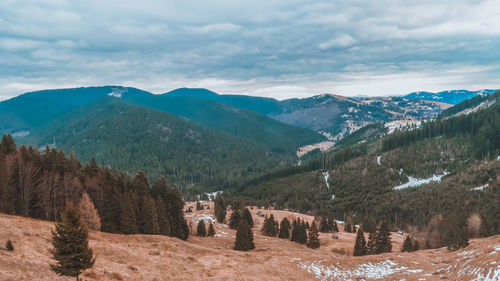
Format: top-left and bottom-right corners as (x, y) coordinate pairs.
(0, 135), (189, 240)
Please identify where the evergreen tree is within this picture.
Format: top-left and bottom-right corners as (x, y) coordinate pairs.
(197, 220), (207, 237)
(196, 201), (203, 211)
(234, 220), (255, 251)
(50, 205), (95, 281)
(261, 214), (277, 236)
(305, 221), (310, 229)
(229, 210), (242, 230)
(214, 193), (227, 223)
(6, 240), (14, 251)
(207, 222), (215, 237)
(374, 222), (392, 254)
(306, 221), (320, 249)
(353, 227), (367, 256)
(291, 219), (298, 242)
(278, 217), (291, 239)
(479, 213), (494, 237)
(319, 216), (329, 233)
(401, 235), (413, 252)
(332, 221), (339, 232)
(412, 240), (420, 252)
(119, 193), (139, 234)
(367, 231), (376, 254)
(294, 220), (307, 244)
(445, 216), (469, 251)
(1, 134), (16, 155)
(242, 207), (254, 228)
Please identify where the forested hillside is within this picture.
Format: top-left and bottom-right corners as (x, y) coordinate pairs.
(229, 93), (500, 245)
(0, 135), (189, 239)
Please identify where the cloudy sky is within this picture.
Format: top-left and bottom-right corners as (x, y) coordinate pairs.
(1, 0), (500, 100)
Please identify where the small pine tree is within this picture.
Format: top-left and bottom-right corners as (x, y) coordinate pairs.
(319, 216), (329, 233)
(197, 220), (207, 237)
(374, 222), (392, 254)
(6, 240), (14, 251)
(401, 235), (413, 252)
(234, 220), (255, 251)
(353, 227), (367, 256)
(242, 208), (254, 228)
(344, 222), (351, 233)
(291, 219), (298, 242)
(262, 214), (277, 237)
(367, 231), (376, 254)
(294, 221), (308, 244)
(229, 210), (242, 230)
(305, 221), (310, 229)
(214, 193), (227, 223)
(50, 205), (95, 281)
(196, 201), (203, 211)
(207, 222), (215, 237)
(278, 217), (291, 239)
(332, 221), (339, 232)
(306, 221), (320, 249)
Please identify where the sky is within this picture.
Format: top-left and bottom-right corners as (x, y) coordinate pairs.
(1, 0), (500, 100)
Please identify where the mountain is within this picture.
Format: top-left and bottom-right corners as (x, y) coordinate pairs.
(229, 94), (500, 235)
(160, 88), (450, 143)
(404, 89), (499, 105)
(0, 86), (326, 157)
(31, 97), (287, 187)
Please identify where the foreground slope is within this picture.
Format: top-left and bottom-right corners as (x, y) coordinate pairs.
(1, 211), (499, 280)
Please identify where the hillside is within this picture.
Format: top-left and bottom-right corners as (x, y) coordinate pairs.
(31, 97), (286, 187)
(1, 211), (499, 280)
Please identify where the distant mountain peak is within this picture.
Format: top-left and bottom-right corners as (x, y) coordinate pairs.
(164, 88), (219, 96)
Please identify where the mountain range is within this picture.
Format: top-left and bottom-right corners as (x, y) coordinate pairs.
(0, 86), (496, 188)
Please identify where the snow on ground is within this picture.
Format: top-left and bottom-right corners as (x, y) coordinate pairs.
(377, 156), (381, 165)
(205, 191), (222, 200)
(108, 87), (126, 98)
(393, 171), (449, 190)
(473, 184), (489, 191)
(323, 172), (330, 189)
(471, 265), (500, 281)
(385, 120), (421, 134)
(192, 213), (216, 224)
(297, 259), (420, 280)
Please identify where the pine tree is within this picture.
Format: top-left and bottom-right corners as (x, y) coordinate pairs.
(50, 205), (95, 281)
(197, 220), (207, 237)
(214, 193), (227, 223)
(234, 220), (255, 251)
(374, 222), (392, 254)
(229, 210), (242, 230)
(6, 240), (14, 251)
(367, 231), (376, 254)
(1, 134), (16, 155)
(294, 220), (307, 244)
(401, 235), (413, 252)
(353, 227), (367, 256)
(242, 208), (254, 228)
(78, 192), (101, 231)
(306, 221), (320, 249)
(207, 222), (215, 237)
(291, 219), (298, 242)
(278, 217), (291, 239)
(262, 214), (277, 236)
(445, 216), (469, 251)
(196, 201), (203, 211)
(319, 216), (329, 233)
(332, 221), (339, 232)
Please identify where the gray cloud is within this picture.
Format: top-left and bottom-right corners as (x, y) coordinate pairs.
(0, 0), (499, 100)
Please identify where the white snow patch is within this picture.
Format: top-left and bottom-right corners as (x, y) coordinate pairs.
(377, 156), (381, 165)
(205, 191), (222, 200)
(193, 214), (216, 224)
(473, 184), (489, 191)
(385, 120), (421, 134)
(497, 156), (500, 161)
(323, 172), (330, 189)
(12, 130), (30, 138)
(393, 171), (449, 190)
(108, 87), (126, 98)
(472, 265), (500, 281)
(290, 258), (302, 262)
(298, 259), (409, 280)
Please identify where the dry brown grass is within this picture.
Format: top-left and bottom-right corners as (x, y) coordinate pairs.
(0, 207), (499, 280)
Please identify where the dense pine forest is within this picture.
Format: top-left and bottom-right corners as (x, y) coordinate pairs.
(0, 135), (189, 240)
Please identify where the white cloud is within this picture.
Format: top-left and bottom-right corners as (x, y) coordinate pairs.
(318, 34), (356, 49)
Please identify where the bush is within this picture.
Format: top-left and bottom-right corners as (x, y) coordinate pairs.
(6, 240), (14, 251)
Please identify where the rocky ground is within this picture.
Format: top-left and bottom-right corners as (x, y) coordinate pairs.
(0, 204), (498, 280)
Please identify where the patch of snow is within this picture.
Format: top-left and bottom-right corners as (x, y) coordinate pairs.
(471, 265), (500, 281)
(193, 214), (216, 224)
(108, 87), (126, 98)
(12, 130), (30, 138)
(335, 220), (344, 225)
(472, 184), (489, 191)
(377, 156), (381, 165)
(205, 191), (222, 200)
(497, 156), (500, 161)
(298, 260), (410, 280)
(399, 168), (403, 175)
(290, 258), (302, 262)
(393, 171), (449, 190)
(323, 172), (330, 189)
